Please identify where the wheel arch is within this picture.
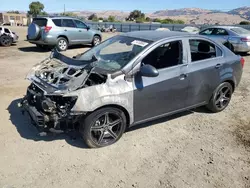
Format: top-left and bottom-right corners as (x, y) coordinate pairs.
(91, 104), (131, 127)
(57, 35), (69, 42)
(93, 34), (102, 41)
(223, 79), (235, 92)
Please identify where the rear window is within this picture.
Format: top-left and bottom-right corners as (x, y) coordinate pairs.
(32, 18), (47, 27)
(52, 19), (62, 27)
(230, 27), (250, 34)
(0, 27), (2, 31)
(62, 19), (76, 27)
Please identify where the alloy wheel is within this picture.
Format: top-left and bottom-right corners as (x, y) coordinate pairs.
(90, 112), (123, 146)
(93, 37), (100, 46)
(58, 40), (67, 51)
(214, 85), (232, 110)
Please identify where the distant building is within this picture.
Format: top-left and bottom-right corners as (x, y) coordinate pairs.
(0, 12), (28, 26)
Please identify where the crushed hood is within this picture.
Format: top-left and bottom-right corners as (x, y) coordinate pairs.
(27, 50), (105, 95)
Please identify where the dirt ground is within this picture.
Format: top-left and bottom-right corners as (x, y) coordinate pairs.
(0, 26), (250, 188)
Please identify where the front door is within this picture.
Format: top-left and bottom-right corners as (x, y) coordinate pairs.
(73, 20), (92, 43)
(133, 40), (189, 123)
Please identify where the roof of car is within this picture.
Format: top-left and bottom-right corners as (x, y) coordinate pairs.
(35, 16), (79, 20)
(122, 30), (192, 41)
(202, 26), (240, 30)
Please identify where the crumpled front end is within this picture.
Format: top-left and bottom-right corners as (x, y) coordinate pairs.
(20, 50), (108, 133)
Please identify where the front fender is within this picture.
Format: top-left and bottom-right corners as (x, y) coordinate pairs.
(64, 75), (134, 123)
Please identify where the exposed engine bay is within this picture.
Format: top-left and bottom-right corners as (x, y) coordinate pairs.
(20, 50), (108, 133)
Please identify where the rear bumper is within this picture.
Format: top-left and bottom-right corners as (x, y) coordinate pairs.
(233, 42), (250, 53)
(27, 35), (57, 46)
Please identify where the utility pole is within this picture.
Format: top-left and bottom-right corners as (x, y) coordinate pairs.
(64, 4), (65, 14)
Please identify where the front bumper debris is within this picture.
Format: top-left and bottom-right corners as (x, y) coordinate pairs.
(19, 84), (82, 134)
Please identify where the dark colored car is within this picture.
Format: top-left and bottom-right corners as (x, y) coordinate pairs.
(20, 31), (244, 148)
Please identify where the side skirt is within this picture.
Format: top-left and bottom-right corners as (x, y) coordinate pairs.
(130, 102), (207, 127)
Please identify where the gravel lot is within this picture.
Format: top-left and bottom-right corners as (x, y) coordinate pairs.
(0, 26), (250, 188)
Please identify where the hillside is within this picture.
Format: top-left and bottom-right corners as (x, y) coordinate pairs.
(65, 7), (250, 25)
(228, 7), (250, 20)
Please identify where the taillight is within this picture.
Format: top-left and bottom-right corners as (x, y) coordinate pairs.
(240, 57), (245, 68)
(44, 26), (52, 33)
(240, 37), (250, 42)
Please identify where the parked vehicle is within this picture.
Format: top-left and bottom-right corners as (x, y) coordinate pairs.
(20, 31), (243, 148)
(98, 24), (117, 32)
(27, 16), (102, 51)
(199, 26), (250, 54)
(0, 26), (19, 46)
(181, 26), (200, 34)
(156, 28), (170, 31)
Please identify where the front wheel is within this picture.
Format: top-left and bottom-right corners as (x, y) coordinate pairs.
(92, 35), (101, 47)
(0, 35), (12, 47)
(80, 107), (127, 148)
(206, 82), (233, 113)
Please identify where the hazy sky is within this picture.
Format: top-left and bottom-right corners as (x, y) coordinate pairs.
(1, 0), (249, 12)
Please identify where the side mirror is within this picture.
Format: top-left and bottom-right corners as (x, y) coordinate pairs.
(86, 26), (90, 30)
(140, 64), (159, 77)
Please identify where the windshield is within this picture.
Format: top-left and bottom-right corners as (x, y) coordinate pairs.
(79, 35), (152, 71)
(230, 27), (250, 35)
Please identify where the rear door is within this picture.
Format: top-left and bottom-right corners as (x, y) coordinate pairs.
(61, 19), (78, 44)
(200, 28), (229, 44)
(210, 28), (229, 43)
(184, 38), (223, 106)
(73, 19), (92, 43)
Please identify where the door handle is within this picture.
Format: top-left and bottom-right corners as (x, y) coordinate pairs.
(179, 74), (187, 80)
(64, 29), (67, 31)
(79, 30), (82, 32)
(215, 64), (221, 69)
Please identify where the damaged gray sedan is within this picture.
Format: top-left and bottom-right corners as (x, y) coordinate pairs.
(20, 31), (243, 148)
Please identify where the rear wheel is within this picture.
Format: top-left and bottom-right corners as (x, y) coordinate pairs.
(206, 82), (233, 113)
(56, 37), (68, 51)
(0, 35), (12, 47)
(80, 107), (127, 148)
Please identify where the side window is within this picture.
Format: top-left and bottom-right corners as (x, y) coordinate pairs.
(200, 28), (214, 35)
(142, 41), (182, 69)
(189, 39), (218, 62)
(62, 19), (76, 28)
(212, 28), (229, 36)
(4, 28), (10, 33)
(74, 20), (87, 29)
(52, 19), (62, 27)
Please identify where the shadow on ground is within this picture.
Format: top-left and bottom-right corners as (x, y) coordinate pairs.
(8, 98), (210, 147)
(8, 98), (88, 149)
(18, 44), (91, 53)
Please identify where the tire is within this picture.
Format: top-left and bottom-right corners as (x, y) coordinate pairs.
(206, 82), (233, 113)
(0, 35), (12, 47)
(80, 107), (127, 148)
(28, 23), (41, 40)
(56, 37), (68, 51)
(92, 35), (101, 47)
